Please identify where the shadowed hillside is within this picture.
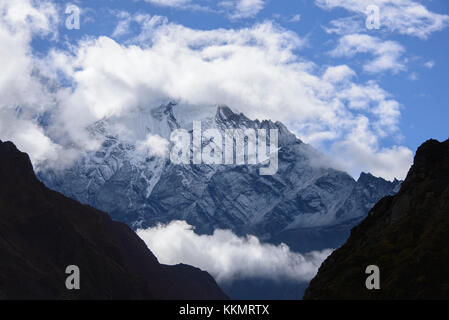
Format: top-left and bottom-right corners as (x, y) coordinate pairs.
(0, 140), (227, 300)
(304, 139), (449, 300)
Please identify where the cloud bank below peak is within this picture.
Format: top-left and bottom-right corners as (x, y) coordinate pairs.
(137, 221), (333, 283)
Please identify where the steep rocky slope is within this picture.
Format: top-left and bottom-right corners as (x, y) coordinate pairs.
(0, 140), (227, 300)
(304, 139), (449, 299)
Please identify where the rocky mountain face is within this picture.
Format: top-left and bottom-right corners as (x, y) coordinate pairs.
(304, 139), (449, 299)
(0, 140), (227, 300)
(39, 103), (401, 252)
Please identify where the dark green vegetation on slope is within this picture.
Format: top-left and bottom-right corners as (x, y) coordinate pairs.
(304, 139), (449, 299)
(0, 140), (227, 300)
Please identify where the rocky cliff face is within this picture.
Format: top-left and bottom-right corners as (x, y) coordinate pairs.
(39, 103), (400, 251)
(336, 172), (402, 224)
(0, 140), (227, 300)
(304, 139), (449, 299)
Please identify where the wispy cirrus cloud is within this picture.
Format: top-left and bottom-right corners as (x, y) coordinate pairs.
(424, 60), (435, 69)
(323, 15), (364, 35)
(219, 0), (267, 20)
(139, 0), (267, 19)
(143, 0), (191, 7)
(140, 0), (212, 12)
(330, 34), (406, 74)
(289, 14), (301, 23)
(316, 0), (449, 39)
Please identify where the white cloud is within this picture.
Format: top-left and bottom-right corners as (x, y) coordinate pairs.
(424, 60), (435, 69)
(139, 0), (266, 19)
(331, 117), (413, 181)
(136, 133), (170, 158)
(289, 14), (301, 23)
(316, 0), (449, 39)
(324, 15), (364, 35)
(111, 11), (132, 37)
(47, 20), (313, 137)
(140, 0), (212, 12)
(330, 34), (406, 74)
(0, 0), (67, 169)
(142, 0), (193, 8)
(0, 0), (58, 107)
(0, 109), (61, 165)
(137, 220), (333, 283)
(408, 72), (418, 81)
(336, 81), (401, 131)
(322, 65), (356, 83)
(1, 0), (59, 37)
(219, 0), (266, 20)
(111, 12), (168, 42)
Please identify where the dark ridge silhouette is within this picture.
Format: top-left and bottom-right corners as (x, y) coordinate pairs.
(304, 138), (449, 300)
(0, 140), (228, 300)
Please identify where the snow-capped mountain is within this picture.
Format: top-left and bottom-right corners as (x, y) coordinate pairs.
(39, 102), (401, 251)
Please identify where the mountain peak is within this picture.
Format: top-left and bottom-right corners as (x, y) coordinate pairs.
(150, 101), (177, 120)
(0, 140), (37, 185)
(357, 172), (379, 183)
(357, 172), (403, 186)
(359, 171), (373, 178)
(401, 138), (449, 193)
(215, 105), (240, 122)
(412, 138), (449, 172)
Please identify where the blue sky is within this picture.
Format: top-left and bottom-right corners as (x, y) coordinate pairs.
(1, 0), (449, 180)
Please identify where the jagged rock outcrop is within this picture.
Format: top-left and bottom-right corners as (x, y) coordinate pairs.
(0, 140), (228, 300)
(304, 139), (449, 299)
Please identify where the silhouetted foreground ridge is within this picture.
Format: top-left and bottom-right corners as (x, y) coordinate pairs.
(0, 140), (227, 300)
(304, 139), (449, 299)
